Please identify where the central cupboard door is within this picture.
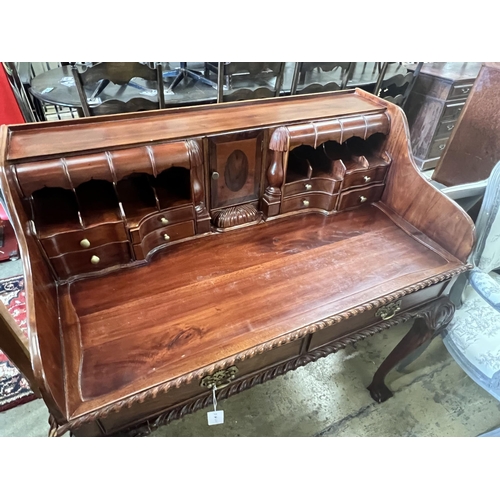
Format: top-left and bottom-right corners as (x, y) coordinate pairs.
(208, 131), (264, 210)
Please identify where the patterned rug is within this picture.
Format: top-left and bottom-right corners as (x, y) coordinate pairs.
(0, 275), (36, 412)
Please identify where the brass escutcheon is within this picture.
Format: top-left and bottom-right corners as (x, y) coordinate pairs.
(376, 300), (402, 321)
(200, 366), (239, 389)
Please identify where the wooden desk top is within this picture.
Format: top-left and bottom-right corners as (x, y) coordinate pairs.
(6, 91), (385, 161)
(61, 205), (464, 417)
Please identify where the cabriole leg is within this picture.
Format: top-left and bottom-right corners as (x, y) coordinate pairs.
(367, 297), (455, 403)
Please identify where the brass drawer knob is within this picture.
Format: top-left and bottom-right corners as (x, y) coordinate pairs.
(90, 255), (100, 265)
(163, 233), (171, 241)
(160, 217), (169, 225)
(438, 144), (446, 150)
(359, 196), (367, 203)
(305, 183), (312, 191)
(302, 199), (310, 207)
(363, 176), (371, 183)
(80, 238), (90, 249)
(446, 124), (455, 131)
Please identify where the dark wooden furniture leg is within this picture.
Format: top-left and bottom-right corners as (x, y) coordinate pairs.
(367, 297), (455, 403)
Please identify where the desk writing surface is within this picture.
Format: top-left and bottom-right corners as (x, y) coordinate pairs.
(61, 206), (462, 412)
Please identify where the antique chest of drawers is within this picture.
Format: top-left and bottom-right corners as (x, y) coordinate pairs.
(405, 62), (481, 171)
(0, 89), (474, 436)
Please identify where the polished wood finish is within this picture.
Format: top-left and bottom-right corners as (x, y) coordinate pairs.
(405, 62), (481, 171)
(432, 63), (500, 186)
(0, 89), (475, 436)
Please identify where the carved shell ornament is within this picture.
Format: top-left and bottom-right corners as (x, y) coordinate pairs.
(213, 204), (261, 229)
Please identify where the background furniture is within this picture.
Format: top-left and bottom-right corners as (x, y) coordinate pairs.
(72, 62), (165, 116)
(432, 63), (500, 186)
(405, 62), (482, 171)
(443, 161), (500, 408)
(373, 62), (423, 107)
(0, 89), (473, 436)
(289, 62), (353, 95)
(205, 62), (285, 103)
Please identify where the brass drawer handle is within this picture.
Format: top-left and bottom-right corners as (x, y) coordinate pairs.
(200, 366), (239, 389)
(160, 217), (169, 225)
(305, 183), (312, 191)
(446, 124), (455, 131)
(80, 238), (90, 249)
(461, 87), (470, 93)
(163, 233), (171, 241)
(363, 176), (371, 183)
(302, 199), (310, 207)
(376, 300), (402, 321)
(359, 196), (367, 203)
(438, 144), (446, 151)
(90, 255), (100, 265)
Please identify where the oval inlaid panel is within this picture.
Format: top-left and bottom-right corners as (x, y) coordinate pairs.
(224, 150), (249, 192)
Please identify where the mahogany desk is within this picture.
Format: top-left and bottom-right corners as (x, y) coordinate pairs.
(0, 89), (474, 436)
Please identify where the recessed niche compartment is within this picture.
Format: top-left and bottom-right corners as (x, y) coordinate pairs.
(76, 179), (121, 227)
(153, 167), (192, 210)
(116, 173), (159, 227)
(31, 187), (82, 237)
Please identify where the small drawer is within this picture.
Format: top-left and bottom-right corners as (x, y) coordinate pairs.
(309, 281), (449, 351)
(283, 178), (338, 197)
(281, 193), (337, 214)
(428, 137), (449, 158)
(442, 101), (465, 121)
(41, 222), (128, 258)
(50, 242), (132, 279)
(133, 220), (195, 260)
(130, 205), (195, 244)
(338, 183), (385, 211)
(434, 120), (457, 140)
(449, 83), (473, 100)
(342, 166), (388, 190)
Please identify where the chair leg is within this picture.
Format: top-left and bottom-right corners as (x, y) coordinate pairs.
(367, 297), (455, 403)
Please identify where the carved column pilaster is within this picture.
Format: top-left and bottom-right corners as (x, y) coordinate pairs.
(187, 139), (211, 233)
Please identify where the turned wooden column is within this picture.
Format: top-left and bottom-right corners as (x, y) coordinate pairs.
(262, 127), (288, 217)
(187, 139), (211, 233)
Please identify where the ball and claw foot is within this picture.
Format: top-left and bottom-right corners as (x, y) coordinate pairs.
(367, 381), (394, 403)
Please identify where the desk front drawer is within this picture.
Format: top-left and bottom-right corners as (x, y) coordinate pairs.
(133, 220), (195, 260)
(281, 193), (337, 213)
(338, 183), (385, 211)
(99, 337), (303, 435)
(309, 281), (449, 350)
(283, 178), (338, 197)
(130, 205), (195, 244)
(41, 222), (128, 257)
(50, 242), (132, 279)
